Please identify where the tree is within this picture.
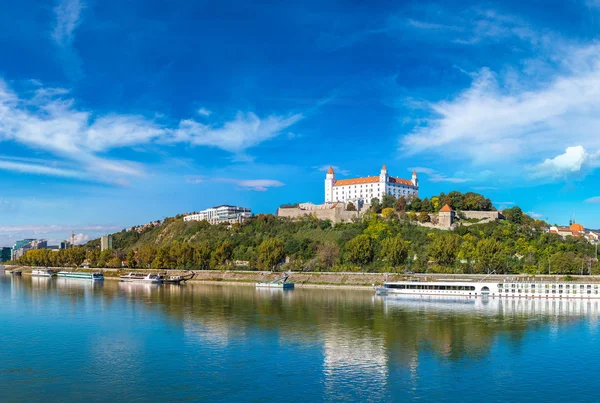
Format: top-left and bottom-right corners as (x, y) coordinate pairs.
(503, 206), (523, 225)
(211, 240), (234, 267)
(257, 238), (286, 271)
(428, 234), (460, 266)
(108, 256), (122, 268)
(346, 202), (357, 211)
(476, 238), (505, 273)
(407, 211), (417, 221)
(421, 198), (433, 213)
(409, 197), (422, 212)
(344, 234), (375, 266)
(370, 198), (382, 214)
(418, 212), (430, 223)
(126, 250), (136, 268)
(382, 207), (396, 219)
(193, 243), (211, 269)
(380, 235), (410, 266)
(317, 242), (339, 269)
(381, 194), (396, 210)
(396, 196), (407, 212)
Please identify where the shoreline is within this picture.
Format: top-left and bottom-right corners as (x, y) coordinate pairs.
(8, 266), (600, 289)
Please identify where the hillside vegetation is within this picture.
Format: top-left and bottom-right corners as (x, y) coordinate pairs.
(18, 203), (599, 275)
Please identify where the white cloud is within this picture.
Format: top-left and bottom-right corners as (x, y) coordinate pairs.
(407, 167), (469, 183)
(400, 43), (600, 182)
(52, 0), (83, 46)
(527, 211), (544, 219)
(214, 178), (285, 192)
(186, 176), (204, 184)
(73, 233), (89, 245)
(0, 79), (303, 184)
(531, 146), (594, 179)
(315, 165), (350, 176)
(173, 112), (303, 154)
(197, 108), (212, 117)
(585, 196), (600, 204)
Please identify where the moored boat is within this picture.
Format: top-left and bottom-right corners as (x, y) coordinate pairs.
(57, 271), (104, 281)
(256, 271), (294, 289)
(119, 272), (163, 284)
(162, 271), (195, 284)
(375, 278), (600, 299)
(32, 269), (56, 277)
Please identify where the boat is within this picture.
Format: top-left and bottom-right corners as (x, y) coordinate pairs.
(161, 271), (195, 284)
(57, 271), (104, 281)
(256, 272), (295, 289)
(119, 272), (163, 284)
(32, 269), (56, 277)
(375, 276), (600, 299)
(7, 269), (22, 276)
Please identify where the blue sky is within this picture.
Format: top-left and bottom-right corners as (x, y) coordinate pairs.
(1, 0), (600, 246)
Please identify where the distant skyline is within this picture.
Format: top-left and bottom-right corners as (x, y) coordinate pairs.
(1, 0), (600, 246)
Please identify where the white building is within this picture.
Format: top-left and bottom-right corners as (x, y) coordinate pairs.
(101, 235), (113, 251)
(325, 165), (418, 204)
(184, 205), (252, 225)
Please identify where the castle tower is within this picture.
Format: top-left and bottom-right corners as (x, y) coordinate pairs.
(379, 165), (388, 183)
(411, 170), (418, 187)
(325, 166), (336, 202)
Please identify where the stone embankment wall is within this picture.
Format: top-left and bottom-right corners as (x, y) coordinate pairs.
(13, 267), (600, 286)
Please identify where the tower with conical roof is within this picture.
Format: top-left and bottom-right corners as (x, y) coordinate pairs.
(411, 170), (418, 187)
(325, 166), (336, 202)
(379, 165), (388, 183)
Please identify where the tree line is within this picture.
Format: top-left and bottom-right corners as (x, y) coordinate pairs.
(16, 203), (599, 275)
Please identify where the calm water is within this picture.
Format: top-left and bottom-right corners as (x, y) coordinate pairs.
(2, 273), (600, 402)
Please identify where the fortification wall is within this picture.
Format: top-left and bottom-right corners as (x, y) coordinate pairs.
(277, 207), (358, 223)
(461, 211), (500, 220)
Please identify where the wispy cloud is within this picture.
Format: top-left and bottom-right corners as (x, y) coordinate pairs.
(185, 176), (204, 184)
(0, 79), (303, 184)
(527, 211), (545, 219)
(472, 186), (499, 191)
(408, 167), (469, 183)
(400, 42), (600, 183)
(214, 178), (285, 192)
(585, 196), (600, 204)
(314, 165), (350, 176)
(197, 108), (212, 117)
(52, 0), (83, 46)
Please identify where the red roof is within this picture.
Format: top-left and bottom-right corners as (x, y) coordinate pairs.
(327, 166), (335, 175)
(440, 204), (453, 212)
(381, 164), (387, 171)
(333, 175), (415, 187)
(334, 176), (379, 186)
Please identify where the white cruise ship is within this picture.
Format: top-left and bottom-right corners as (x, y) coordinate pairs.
(32, 269), (56, 277)
(376, 278), (600, 299)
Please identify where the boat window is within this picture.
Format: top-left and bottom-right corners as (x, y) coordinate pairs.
(566, 285), (570, 289)
(531, 284), (536, 288)
(588, 290), (592, 294)
(581, 285), (585, 289)
(559, 285), (563, 289)
(498, 284), (503, 288)
(588, 285), (592, 288)
(545, 290), (549, 293)
(545, 285), (549, 289)
(552, 290), (556, 293)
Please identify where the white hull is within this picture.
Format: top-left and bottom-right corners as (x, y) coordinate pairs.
(120, 278), (162, 284)
(57, 272), (104, 281)
(377, 279), (600, 299)
(32, 269), (55, 277)
(256, 282), (294, 289)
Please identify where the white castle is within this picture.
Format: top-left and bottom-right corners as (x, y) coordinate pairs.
(325, 165), (418, 204)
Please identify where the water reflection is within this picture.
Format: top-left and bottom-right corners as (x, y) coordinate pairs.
(3, 277), (600, 401)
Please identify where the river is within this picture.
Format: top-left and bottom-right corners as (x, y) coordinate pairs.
(2, 272), (600, 402)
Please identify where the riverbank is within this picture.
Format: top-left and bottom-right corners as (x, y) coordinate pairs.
(7, 266), (600, 288)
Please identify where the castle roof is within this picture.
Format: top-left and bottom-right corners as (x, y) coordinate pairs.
(413, 170), (417, 176)
(327, 166), (335, 174)
(381, 164), (387, 171)
(440, 204), (454, 212)
(334, 176), (379, 186)
(333, 176), (415, 187)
